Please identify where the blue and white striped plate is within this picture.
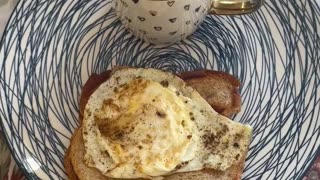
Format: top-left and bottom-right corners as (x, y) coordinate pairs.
(0, 0), (319, 179)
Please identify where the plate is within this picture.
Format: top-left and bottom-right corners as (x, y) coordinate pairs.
(0, 0), (319, 179)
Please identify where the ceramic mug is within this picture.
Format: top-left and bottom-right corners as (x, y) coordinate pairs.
(114, 0), (263, 44)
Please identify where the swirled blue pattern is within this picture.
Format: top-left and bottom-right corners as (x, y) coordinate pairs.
(0, 0), (319, 179)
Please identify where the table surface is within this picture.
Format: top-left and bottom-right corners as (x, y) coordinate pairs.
(0, 0), (319, 180)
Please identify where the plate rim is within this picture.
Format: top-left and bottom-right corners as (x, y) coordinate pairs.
(0, 0), (319, 179)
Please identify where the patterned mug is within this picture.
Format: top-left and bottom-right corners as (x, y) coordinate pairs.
(113, 0), (263, 44)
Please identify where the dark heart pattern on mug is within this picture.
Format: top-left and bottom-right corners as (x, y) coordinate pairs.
(167, 1), (175, 7)
(132, 0), (139, 3)
(169, 31), (177, 35)
(169, 18), (177, 23)
(138, 16), (146, 21)
(154, 26), (162, 31)
(149, 10), (157, 16)
(195, 6), (201, 12)
(184, 5), (190, 10)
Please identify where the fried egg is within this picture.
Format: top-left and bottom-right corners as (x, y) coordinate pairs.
(82, 67), (252, 179)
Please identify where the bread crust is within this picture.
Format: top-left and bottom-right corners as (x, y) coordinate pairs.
(65, 69), (245, 180)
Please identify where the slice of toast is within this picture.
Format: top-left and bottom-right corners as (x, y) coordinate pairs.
(65, 69), (244, 180)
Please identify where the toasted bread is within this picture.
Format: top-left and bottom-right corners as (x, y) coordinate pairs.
(178, 70), (241, 117)
(65, 69), (245, 180)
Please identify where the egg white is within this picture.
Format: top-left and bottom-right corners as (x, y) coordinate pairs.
(82, 68), (252, 179)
